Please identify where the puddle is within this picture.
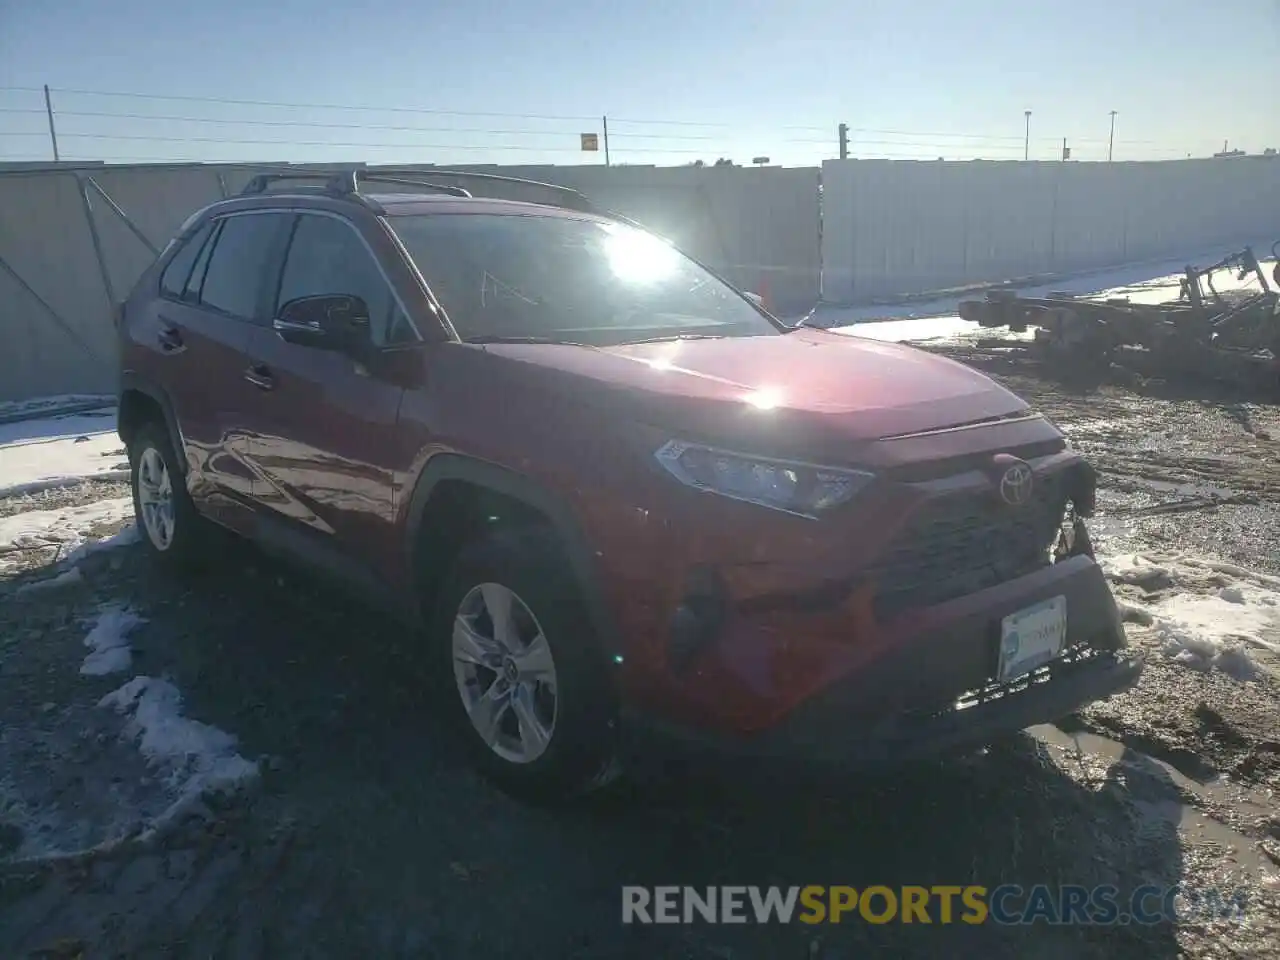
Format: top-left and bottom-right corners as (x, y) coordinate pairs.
(1085, 515), (1142, 542)
(1061, 418), (1132, 438)
(1031, 725), (1276, 876)
(1136, 478), (1238, 501)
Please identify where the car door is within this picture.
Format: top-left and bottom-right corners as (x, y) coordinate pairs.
(242, 210), (419, 572)
(141, 211), (289, 533)
(177, 210), (293, 531)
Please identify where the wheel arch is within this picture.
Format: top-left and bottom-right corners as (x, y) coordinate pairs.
(405, 454), (622, 664)
(117, 374), (186, 476)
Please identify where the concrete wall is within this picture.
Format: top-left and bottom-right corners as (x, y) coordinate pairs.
(0, 162), (819, 402)
(0, 164), (245, 400)
(1, 157), (1275, 401)
(821, 157), (1280, 301)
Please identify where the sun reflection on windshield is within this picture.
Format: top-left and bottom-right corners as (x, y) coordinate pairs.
(603, 225), (680, 285)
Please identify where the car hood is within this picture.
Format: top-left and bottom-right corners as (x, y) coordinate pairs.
(478, 328), (1032, 460)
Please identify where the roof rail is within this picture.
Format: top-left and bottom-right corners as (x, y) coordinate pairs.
(237, 165), (604, 215)
(239, 170), (335, 195)
(343, 167), (602, 213)
(239, 169), (469, 201)
(325, 169), (472, 200)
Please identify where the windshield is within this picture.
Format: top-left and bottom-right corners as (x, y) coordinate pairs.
(388, 213), (782, 345)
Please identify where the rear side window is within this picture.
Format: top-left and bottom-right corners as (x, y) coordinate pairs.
(275, 214), (416, 346)
(185, 220), (221, 302)
(198, 213), (288, 322)
(159, 222), (214, 300)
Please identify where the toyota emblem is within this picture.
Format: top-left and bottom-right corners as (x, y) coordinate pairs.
(999, 461), (1034, 506)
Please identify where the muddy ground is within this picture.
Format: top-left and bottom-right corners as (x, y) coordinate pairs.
(2, 348), (1279, 959)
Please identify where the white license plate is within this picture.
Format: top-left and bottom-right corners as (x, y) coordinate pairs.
(998, 595), (1067, 681)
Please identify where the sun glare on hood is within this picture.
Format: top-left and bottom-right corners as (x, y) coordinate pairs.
(745, 388), (782, 410)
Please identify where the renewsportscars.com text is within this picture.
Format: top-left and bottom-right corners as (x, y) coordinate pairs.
(621, 884), (1249, 926)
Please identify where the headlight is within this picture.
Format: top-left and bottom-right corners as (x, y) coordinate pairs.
(654, 440), (874, 518)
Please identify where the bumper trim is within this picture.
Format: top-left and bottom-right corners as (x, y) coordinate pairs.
(623, 647), (1143, 771)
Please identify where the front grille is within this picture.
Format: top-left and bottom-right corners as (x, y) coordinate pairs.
(870, 473), (1067, 618)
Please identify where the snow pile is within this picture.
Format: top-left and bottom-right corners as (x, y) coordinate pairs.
(14, 565), (84, 594)
(98, 677), (260, 826)
(0, 496), (136, 570)
(62, 523), (141, 564)
(0, 408), (127, 498)
(80, 603), (146, 676)
(0, 394), (114, 421)
(1101, 553), (1280, 681)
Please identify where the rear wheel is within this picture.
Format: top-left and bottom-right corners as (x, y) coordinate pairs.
(128, 422), (208, 568)
(431, 526), (619, 802)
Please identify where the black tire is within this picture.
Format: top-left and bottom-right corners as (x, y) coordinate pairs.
(128, 421), (209, 569)
(430, 525), (620, 803)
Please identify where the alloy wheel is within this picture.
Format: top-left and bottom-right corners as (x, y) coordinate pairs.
(137, 446), (175, 551)
(452, 582), (558, 764)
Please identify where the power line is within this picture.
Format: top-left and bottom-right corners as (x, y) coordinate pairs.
(0, 85), (1224, 160)
(36, 110), (592, 137)
(0, 117), (1168, 151)
(28, 85), (601, 122)
(12, 130), (757, 156)
(33, 109), (736, 142)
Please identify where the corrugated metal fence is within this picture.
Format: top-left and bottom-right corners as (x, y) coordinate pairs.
(820, 157), (1279, 300)
(1, 158), (1275, 401)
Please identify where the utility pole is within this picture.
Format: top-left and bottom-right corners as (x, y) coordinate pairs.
(602, 115), (611, 167)
(43, 84), (60, 162)
(1023, 110), (1032, 161)
(1108, 110), (1117, 162)
(838, 122), (849, 160)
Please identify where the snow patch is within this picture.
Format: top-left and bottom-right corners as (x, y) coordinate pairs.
(80, 604), (145, 676)
(1100, 553), (1280, 681)
(98, 677), (260, 824)
(0, 496), (136, 570)
(0, 395), (114, 422)
(0, 407), (126, 498)
(14, 565), (84, 594)
(61, 523), (141, 564)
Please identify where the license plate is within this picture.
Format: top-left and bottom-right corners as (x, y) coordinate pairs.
(998, 595), (1067, 681)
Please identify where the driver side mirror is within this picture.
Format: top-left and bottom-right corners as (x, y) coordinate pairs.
(274, 294), (371, 355)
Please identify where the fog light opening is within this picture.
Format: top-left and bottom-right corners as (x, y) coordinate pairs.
(668, 569), (727, 671)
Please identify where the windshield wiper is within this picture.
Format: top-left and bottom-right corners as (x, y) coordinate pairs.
(614, 332), (729, 345)
(463, 335), (590, 345)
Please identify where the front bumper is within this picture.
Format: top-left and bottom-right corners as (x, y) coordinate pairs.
(624, 647), (1142, 770)
(621, 555), (1144, 770)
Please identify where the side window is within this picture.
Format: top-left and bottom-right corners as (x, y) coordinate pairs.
(198, 214), (288, 322)
(159, 222), (213, 300)
(184, 220), (221, 303)
(276, 214), (415, 346)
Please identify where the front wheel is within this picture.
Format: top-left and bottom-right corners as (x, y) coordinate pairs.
(431, 527), (620, 802)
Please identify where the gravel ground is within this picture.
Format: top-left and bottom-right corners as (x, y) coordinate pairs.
(1, 351), (1279, 958)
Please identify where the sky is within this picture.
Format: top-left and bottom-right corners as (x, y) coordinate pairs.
(1, 0), (1278, 167)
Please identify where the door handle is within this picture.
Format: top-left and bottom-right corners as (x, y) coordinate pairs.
(157, 326), (184, 352)
(243, 364), (275, 391)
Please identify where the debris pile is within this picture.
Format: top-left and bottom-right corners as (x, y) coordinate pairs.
(959, 243), (1280, 389)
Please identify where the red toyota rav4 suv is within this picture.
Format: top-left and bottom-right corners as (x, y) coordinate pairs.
(117, 169), (1141, 800)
